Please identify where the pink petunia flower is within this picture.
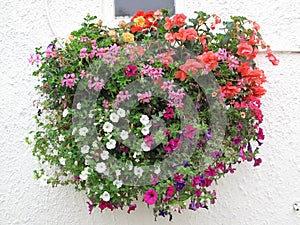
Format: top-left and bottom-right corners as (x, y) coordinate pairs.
(183, 125), (198, 139)
(144, 189), (158, 205)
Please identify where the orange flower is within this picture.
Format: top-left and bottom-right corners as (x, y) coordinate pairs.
(221, 82), (241, 98)
(175, 70), (187, 81)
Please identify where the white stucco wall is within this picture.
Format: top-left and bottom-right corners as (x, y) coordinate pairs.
(0, 0), (299, 224)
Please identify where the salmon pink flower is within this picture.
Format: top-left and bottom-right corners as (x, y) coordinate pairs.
(173, 13), (187, 26)
(164, 17), (173, 30)
(237, 43), (254, 59)
(180, 59), (203, 74)
(175, 70), (187, 81)
(197, 51), (219, 71)
(266, 48), (279, 65)
(165, 33), (175, 43)
(185, 28), (198, 41)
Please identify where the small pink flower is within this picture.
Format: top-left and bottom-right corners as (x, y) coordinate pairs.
(143, 189), (158, 205)
(183, 125), (198, 139)
(79, 48), (88, 58)
(61, 73), (78, 88)
(137, 91), (152, 103)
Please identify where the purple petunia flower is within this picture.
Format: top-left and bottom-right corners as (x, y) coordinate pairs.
(189, 201), (197, 211)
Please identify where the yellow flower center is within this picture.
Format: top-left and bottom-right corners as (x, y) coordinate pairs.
(134, 16), (146, 27)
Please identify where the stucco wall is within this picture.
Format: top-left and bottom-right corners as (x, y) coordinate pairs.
(0, 0), (299, 224)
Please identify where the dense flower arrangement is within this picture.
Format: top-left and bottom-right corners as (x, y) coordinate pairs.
(27, 9), (278, 220)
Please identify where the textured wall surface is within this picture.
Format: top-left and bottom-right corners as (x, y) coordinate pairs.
(0, 0), (300, 224)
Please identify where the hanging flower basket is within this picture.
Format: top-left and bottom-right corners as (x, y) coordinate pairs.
(27, 9), (278, 220)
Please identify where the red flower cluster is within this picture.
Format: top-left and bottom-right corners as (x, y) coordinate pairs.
(130, 10), (158, 33)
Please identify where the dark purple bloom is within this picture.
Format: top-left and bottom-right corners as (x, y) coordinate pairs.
(197, 140), (203, 148)
(189, 201), (197, 211)
(124, 64), (138, 78)
(158, 210), (167, 217)
(175, 180), (187, 191)
(210, 151), (222, 159)
(247, 143), (252, 153)
(195, 102), (200, 111)
(204, 129), (212, 142)
(182, 160), (190, 167)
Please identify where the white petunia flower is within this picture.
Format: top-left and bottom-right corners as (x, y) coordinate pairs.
(52, 149), (58, 156)
(140, 115), (150, 125)
(134, 166), (144, 177)
(79, 127), (89, 136)
(101, 191), (110, 202)
(113, 180), (123, 189)
(80, 145), (90, 154)
(59, 157), (66, 166)
(141, 142), (150, 152)
(127, 162), (133, 171)
(117, 108), (126, 118)
(120, 130), (129, 140)
(106, 139), (116, 149)
(95, 162), (107, 174)
(58, 134), (65, 142)
(76, 102), (81, 110)
(115, 169), (121, 176)
(79, 167), (90, 180)
(110, 112), (120, 123)
(103, 122), (113, 133)
(62, 109), (68, 118)
(154, 166), (161, 175)
(92, 141), (98, 148)
(141, 127), (150, 136)
(100, 150), (110, 160)
(72, 127), (77, 135)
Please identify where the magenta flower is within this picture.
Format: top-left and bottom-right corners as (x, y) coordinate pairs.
(232, 136), (242, 146)
(204, 166), (217, 177)
(144, 189), (158, 205)
(183, 125), (198, 139)
(258, 128), (265, 140)
(124, 64), (138, 78)
(166, 184), (175, 197)
(254, 158), (262, 167)
(61, 73), (78, 88)
(127, 204), (137, 214)
(163, 107), (174, 120)
(86, 201), (94, 214)
(145, 135), (154, 147)
(164, 138), (180, 154)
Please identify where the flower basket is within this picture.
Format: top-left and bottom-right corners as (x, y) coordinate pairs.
(27, 9), (278, 220)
